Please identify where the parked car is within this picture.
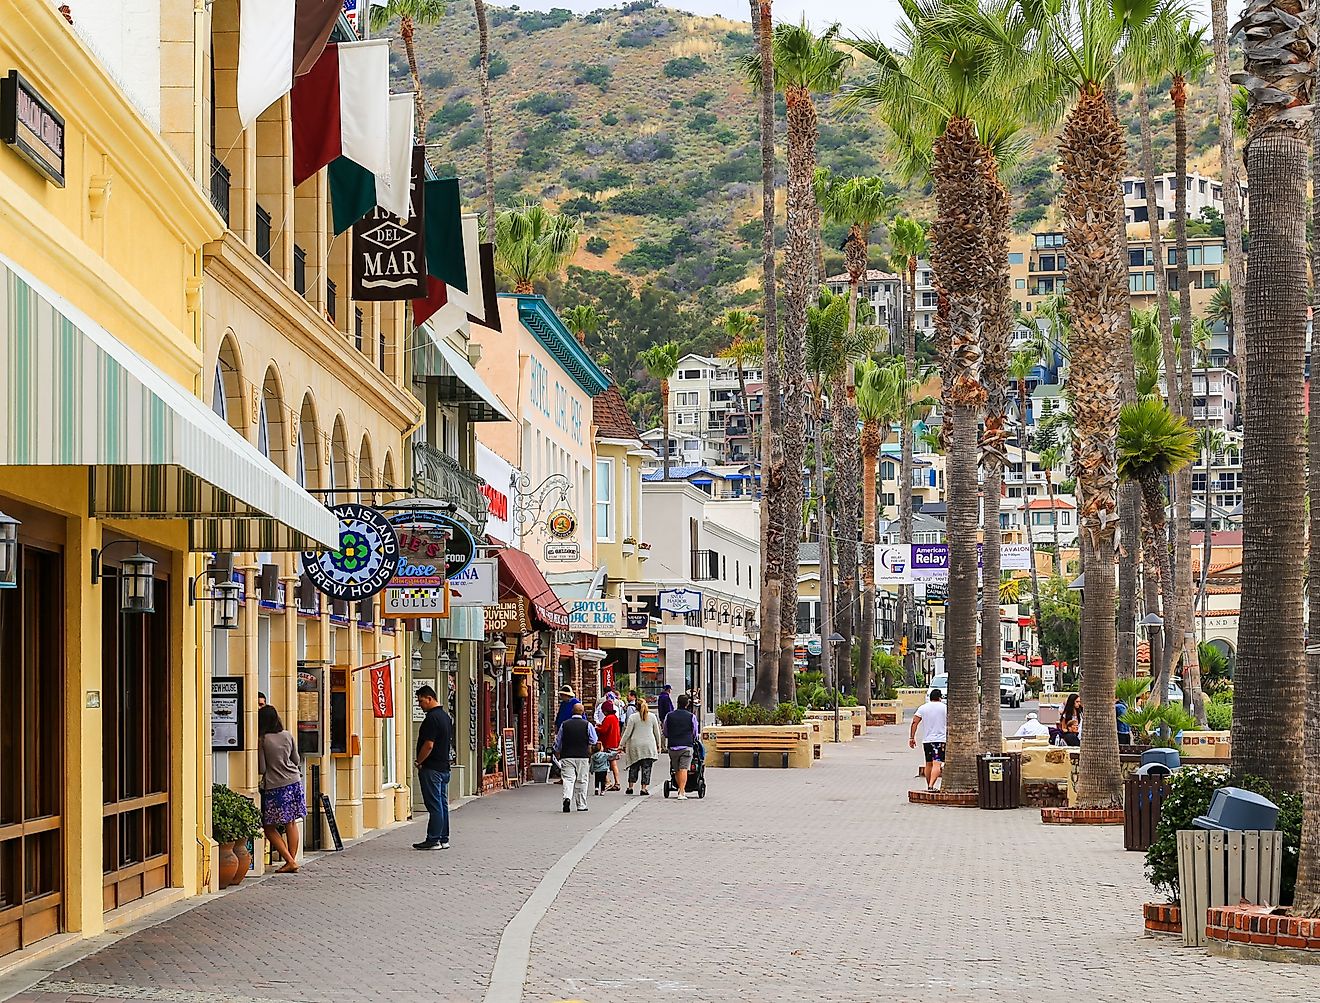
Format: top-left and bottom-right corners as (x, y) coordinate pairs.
(1001, 673), (1026, 708)
(930, 674), (948, 694)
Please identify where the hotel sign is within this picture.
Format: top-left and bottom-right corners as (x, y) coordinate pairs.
(1, 71), (64, 187)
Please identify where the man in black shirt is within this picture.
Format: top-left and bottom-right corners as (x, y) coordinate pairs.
(414, 686), (453, 850)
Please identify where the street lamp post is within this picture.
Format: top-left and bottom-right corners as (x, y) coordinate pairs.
(828, 631), (846, 742)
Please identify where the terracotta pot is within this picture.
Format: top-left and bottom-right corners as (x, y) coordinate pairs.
(231, 841), (252, 886)
(217, 841), (241, 889)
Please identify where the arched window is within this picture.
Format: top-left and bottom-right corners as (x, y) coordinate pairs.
(214, 334), (244, 431)
(260, 367), (287, 471)
(297, 395), (320, 490)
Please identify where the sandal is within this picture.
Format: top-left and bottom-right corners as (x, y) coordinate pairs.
(626, 787), (634, 795)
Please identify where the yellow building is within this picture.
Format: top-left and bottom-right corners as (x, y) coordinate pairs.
(0, 2), (340, 965)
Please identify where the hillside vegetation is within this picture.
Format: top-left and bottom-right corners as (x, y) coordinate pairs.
(394, 1), (1231, 418)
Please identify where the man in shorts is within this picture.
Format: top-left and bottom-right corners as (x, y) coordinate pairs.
(909, 688), (948, 792)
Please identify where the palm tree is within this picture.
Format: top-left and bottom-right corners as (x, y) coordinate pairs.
(888, 214), (927, 684)
(1208, 0), (1247, 400)
(492, 201), (580, 294)
(721, 310), (763, 487)
(1038, 443), (1065, 574)
(1009, 347), (1047, 664)
(1194, 426), (1226, 630)
(371, 0), (447, 138)
(806, 291), (877, 691)
(1023, 0), (1184, 808)
(1231, 0), (1310, 794)
(858, 358), (902, 691)
(473, 0), (497, 224)
(638, 343), (680, 482)
(818, 177), (897, 673)
(847, 0), (1044, 784)
(749, 0), (782, 710)
(747, 19), (851, 703)
(562, 304), (600, 348)
(1116, 399), (1199, 709)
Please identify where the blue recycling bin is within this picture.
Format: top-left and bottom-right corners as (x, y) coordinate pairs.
(1192, 786), (1279, 832)
(1140, 747), (1181, 771)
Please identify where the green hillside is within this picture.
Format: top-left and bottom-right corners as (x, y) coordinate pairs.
(391, 1), (1231, 419)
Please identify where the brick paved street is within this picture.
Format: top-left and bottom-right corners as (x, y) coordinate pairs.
(4, 723), (1316, 1003)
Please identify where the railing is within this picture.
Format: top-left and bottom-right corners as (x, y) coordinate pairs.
(210, 156), (230, 227)
(412, 440), (488, 531)
(691, 549), (719, 582)
(255, 204), (272, 264)
(293, 245), (307, 295)
(326, 279), (337, 323)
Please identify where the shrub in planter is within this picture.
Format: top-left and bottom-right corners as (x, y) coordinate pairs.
(1144, 767), (1303, 904)
(714, 702), (805, 726)
(1122, 701), (1197, 749)
(212, 783), (261, 843)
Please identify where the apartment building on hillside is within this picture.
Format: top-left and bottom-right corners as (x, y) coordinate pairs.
(1122, 171), (1247, 225)
(823, 266), (938, 339)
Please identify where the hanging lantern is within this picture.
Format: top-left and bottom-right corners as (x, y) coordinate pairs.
(211, 581), (241, 630)
(118, 550), (156, 614)
(0, 510), (20, 588)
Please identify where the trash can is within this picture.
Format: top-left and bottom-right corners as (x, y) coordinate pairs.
(977, 753), (1022, 809)
(1123, 772), (1168, 852)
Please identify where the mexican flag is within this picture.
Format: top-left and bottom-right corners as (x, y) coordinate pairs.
(292, 40), (392, 188)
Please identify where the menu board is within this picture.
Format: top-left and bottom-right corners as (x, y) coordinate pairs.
(501, 726), (518, 781)
(210, 677), (244, 751)
(297, 667), (325, 757)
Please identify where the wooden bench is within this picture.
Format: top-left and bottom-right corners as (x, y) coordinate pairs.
(703, 726), (813, 769)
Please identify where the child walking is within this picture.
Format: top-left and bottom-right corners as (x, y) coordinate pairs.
(590, 742), (610, 795)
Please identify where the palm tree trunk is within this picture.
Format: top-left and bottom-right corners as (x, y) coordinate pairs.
(750, 0), (782, 708)
(1044, 469), (1061, 574)
(1058, 82), (1126, 808)
(1139, 90), (1177, 384)
(777, 82), (818, 706)
(900, 256), (919, 685)
(474, 0), (497, 224)
(1141, 475), (1180, 704)
(1170, 76), (1196, 708)
(977, 170), (1011, 753)
(660, 381), (671, 481)
(815, 397), (834, 689)
(841, 273), (864, 692)
(929, 115), (986, 793)
(861, 421), (880, 704)
(401, 18), (427, 142)
(1210, 0), (1248, 409)
(1231, 2), (1310, 792)
(1018, 381), (1046, 668)
(1298, 94), (1320, 909)
(1141, 512), (1165, 684)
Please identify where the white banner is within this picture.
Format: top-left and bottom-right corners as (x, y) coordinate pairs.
(1001, 543), (1032, 571)
(448, 559), (497, 607)
(477, 443), (516, 544)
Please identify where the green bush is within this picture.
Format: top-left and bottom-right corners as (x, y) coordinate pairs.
(663, 56), (707, 79)
(450, 124), (480, 150)
(468, 52), (509, 77)
(432, 100), (474, 128)
(212, 783), (261, 843)
(518, 8), (573, 32)
(1205, 695), (1233, 731)
(714, 702), (804, 726)
(516, 92), (573, 116)
(585, 235), (609, 255)
(575, 63), (613, 91)
(1145, 768), (1302, 904)
(688, 111), (718, 132)
(1121, 701), (1198, 749)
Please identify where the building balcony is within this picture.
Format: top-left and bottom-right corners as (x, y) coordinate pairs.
(412, 440), (488, 531)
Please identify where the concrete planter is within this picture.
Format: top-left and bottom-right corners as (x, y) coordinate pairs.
(1144, 902), (1182, 938)
(702, 725), (814, 769)
(804, 709), (854, 742)
(1179, 730), (1231, 760)
(868, 699), (901, 725)
(896, 688), (927, 711)
(848, 705), (867, 737)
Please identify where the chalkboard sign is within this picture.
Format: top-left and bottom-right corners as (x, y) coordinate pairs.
(320, 794), (344, 851)
(501, 727), (518, 783)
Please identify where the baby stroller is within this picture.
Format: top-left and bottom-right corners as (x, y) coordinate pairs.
(662, 739), (707, 799)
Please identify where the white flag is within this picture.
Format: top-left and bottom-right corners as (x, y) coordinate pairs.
(237, 0), (296, 128)
(337, 39), (392, 187)
(375, 95), (416, 220)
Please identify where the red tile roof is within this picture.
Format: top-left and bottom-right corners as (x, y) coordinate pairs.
(1026, 497), (1075, 510)
(593, 385), (641, 442)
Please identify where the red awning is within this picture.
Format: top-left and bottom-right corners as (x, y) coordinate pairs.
(494, 547), (570, 629)
(1030, 657), (1044, 667)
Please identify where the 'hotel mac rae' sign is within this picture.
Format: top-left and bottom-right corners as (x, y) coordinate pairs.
(1, 71), (64, 187)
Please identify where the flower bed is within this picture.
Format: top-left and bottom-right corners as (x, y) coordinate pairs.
(908, 789), (978, 807)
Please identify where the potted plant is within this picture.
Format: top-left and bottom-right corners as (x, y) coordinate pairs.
(622, 536), (637, 556)
(483, 739), (501, 775)
(638, 541), (651, 561)
(212, 783), (261, 889)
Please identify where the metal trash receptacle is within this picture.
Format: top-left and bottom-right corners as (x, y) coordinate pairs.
(977, 753), (1022, 809)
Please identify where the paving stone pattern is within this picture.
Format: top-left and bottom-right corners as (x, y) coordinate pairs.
(7, 727), (1317, 1003)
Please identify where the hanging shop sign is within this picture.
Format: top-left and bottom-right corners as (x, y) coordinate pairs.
(907, 542), (1034, 581)
(210, 677), (245, 751)
(390, 511), (476, 584)
(626, 612), (650, 633)
(547, 508), (577, 539)
(303, 504), (400, 601)
(352, 146), (427, 300)
(448, 558), (497, 606)
(384, 584), (450, 619)
(487, 596), (530, 634)
(925, 581), (949, 606)
(568, 598), (623, 635)
(1, 71), (64, 187)
(544, 541), (580, 563)
(658, 588), (703, 615)
(367, 660), (395, 718)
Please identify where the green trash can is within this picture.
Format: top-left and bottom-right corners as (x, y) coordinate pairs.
(977, 753), (1022, 809)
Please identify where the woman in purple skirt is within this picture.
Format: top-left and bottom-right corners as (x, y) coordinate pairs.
(257, 704), (306, 873)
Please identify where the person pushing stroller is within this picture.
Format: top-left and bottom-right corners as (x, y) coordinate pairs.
(662, 693), (702, 800)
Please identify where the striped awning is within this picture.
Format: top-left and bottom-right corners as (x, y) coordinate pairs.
(411, 325), (512, 423)
(0, 254), (340, 552)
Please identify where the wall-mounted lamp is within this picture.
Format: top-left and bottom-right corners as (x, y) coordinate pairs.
(189, 576), (241, 629)
(0, 510), (20, 588)
(91, 540), (157, 614)
(485, 637), (508, 670)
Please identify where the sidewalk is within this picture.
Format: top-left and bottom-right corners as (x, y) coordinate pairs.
(5, 727), (1316, 1002)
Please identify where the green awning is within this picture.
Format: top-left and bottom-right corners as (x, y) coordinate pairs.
(0, 253), (339, 551)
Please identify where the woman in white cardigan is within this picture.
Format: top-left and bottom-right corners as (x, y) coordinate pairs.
(620, 696), (663, 795)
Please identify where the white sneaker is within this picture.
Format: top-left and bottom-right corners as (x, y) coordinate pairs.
(675, 793), (687, 800)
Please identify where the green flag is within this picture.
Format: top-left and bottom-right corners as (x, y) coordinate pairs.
(423, 178), (468, 293)
(328, 157), (376, 235)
